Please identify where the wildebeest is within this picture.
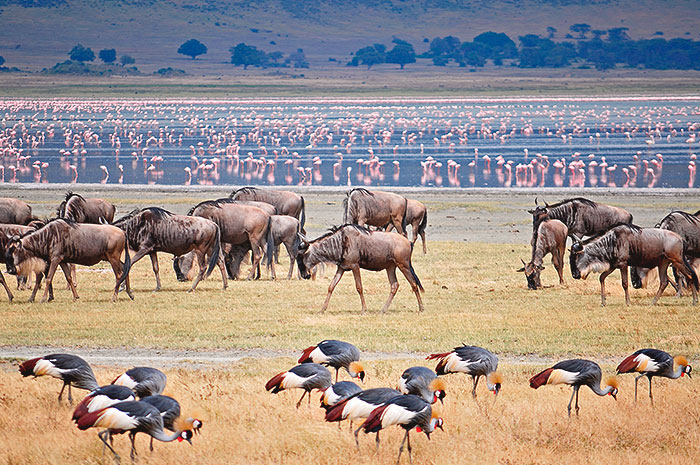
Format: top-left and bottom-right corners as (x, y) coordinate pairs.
(296, 224), (424, 313)
(231, 187), (305, 229)
(517, 219), (568, 290)
(386, 198), (428, 254)
(0, 198), (35, 225)
(529, 197), (632, 245)
(0, 224), (40, 301)
(343, 188), (408, 236)
(569, 224), (698, 306)
(631, 211), (700, 291)
(5, 218), (133, 303)
(176, 198), (273, 280)
(57, 192), (116, 223)
(112, 207), (224, 292)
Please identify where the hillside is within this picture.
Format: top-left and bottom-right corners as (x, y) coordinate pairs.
(1, 0), (699, 74)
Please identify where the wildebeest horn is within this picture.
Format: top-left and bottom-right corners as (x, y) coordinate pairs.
(544, 200), (550, 207)
(534, 197), (539, 206)
(572, 234), (582, 243)
(520, 258), (527, 265)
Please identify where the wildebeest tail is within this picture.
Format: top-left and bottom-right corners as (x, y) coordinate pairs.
(299, 196), (306, 230)
(116, 244), (132, 288)
(417, 209), (428, 236)
(265, 216), (274, 269)
(173, 256), (186, 281)
(342, 195), (350, 223)
(682, 253), (699, 290)
(291, 221), (301, 258)
(401, 197), (408, 234)
(205, 225), (221, 278)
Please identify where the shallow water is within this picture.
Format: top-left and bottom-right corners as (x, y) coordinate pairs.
(2, 98), (700, 188)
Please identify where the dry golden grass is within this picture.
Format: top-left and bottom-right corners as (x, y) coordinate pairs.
(1, 358), (699, 465)
(2, 241), (699, 357)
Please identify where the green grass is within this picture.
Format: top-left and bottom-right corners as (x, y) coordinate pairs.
(3, 241), (699, 357)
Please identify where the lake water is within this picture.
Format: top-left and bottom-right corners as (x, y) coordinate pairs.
(2, 97), (700, 188)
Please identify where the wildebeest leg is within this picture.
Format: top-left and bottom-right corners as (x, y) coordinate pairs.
(321, 267), (345, 313)
(397, 264), (424, 312)
(29, 272), (43, 303)
(107, 253), (129, 302)
(188, 250), (208, 293)
(598, 268), (615, 307)
(381, 266), (399, 314)
(670, 258), (698, 305)
(149, 252), (162, 292)
(651, 261), (671, 305)
(620, 265), (631, 306)
(247, 241), (263, 280)
(59, 262), (79, 301)
(351, 266), (368, 313)
(391, 215), (405, 237)
(420, 229), (427, 254)
(0, 271), (13, 302)
(217, 254), (228, 290)
(41, 261), (59, 303)
(66, 263), (77, 290)
(554, 248), (565, 285)
(284, 241), (295, 280)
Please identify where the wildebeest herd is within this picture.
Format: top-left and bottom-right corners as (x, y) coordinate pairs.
(519, 197), (700, 306)
(0, 188), (429, 313)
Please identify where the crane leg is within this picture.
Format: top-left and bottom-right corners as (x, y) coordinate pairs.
(353, 424), (362, 451)
(575, 386), (580, 416)
(98, 430), (120, 464)
(396, 430), (409, 465)
(633, 374), (643, 402)
(295, 390), (307, 409)
(335, 368), (339, 383)
(58, 383), (66, 403)
(150, 436), (154, 452)
(375, 432), (381, 453)
(129, 432), (137, 461)
(648, 376), (654, 405)
(566, 387), (577, 417)
(68, 384), (73, 405)
(472, 376), (480, 399)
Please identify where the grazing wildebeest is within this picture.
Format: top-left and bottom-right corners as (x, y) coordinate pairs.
(0, 224), (40, 301)
(0, 198), (34, 225)
(631, 211), (700, 291)
(343, 188), (408, 236)
(231, 187), (305, 229)
(529, 197), (632, 245)
(386, 198), (428, 254)
(58, 192), (116, 223)
(517, 219), (568, 290)
(296, 224), (424, 313)
(569, 224), (698, 306)
(176, 198), (273, 280)
(112, 207), (225, 292)
(5, 218), (133, 303)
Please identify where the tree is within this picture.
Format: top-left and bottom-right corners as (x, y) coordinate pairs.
(473, 31), (517, 59)
(386, 38), (415, 69)
(69, 44), (95, 62)
(0, 56), (4, 67)
(546, 27), (557, 39)
(178, 39), (208, 60)
(607, 27), (630, 42)
(98, 49), (116, 64)
(230, 43), (267, 69)
(288, 48), (309, 68)
(570, 23), (591, 39)
(120, 55), (135, 66)
(353, 44), (386, 69)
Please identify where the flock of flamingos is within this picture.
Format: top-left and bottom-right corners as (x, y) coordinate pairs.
(0, 98), (700, 188)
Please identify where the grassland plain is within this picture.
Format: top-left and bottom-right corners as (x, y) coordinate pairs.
(2, 186), (700, 464)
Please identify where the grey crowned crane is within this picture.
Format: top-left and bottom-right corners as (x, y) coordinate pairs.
(141, 395), (203, 451)
(111, 367), (167, 399)
(617, 348), (692, 403)
(298, 339), (365, 383)
(427, 345), (503, 398)
(72, 385), (136, 421)
(19, 354), (99, 404)
(362, 394), (443, 465)
(398, 366), (446, 404)
(265, 363), (332, 408)
(76, 400), (193, 463)
(325, 387), (402, 449)
(319, 381), (363, 411)
(529, 359), (618, 417)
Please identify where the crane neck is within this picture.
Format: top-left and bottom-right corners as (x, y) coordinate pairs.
(668, 365), (685, 379)
(590, 383), (614, 397)
(151, 428), (182, 443)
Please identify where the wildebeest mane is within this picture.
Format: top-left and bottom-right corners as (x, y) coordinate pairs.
(344, 188), (378, 224)
(58, 192), (88, 219)
(579, 222), (642, 245)
(309, 223), (371, 244)
(656, 210), (700, 229)
(114, 207), (173, 226)
(230, 187), (260, 198)
(547, 197), (599, 209)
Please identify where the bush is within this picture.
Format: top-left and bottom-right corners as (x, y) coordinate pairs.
(69, 44), (95, 62)
(98, 49), (116, 63)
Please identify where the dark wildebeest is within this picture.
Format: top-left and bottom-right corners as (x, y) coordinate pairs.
(296, 224), (424, 313)
(386, 198), (428, 254)
(112, 207), (225, 292)
(343, 188), (408, 236)
(0, 198), (34, 225)
(176, 198), (274, 280)
(517, 219), (568, 290)
(569, 224), (698, 306)
(0, 224), (41, 301)
(5, 218), (133, 303)
(529, 197), (632, 245)
(231, 187), (305, 229)
(631, 211), (700, 292)
(58, 192), (116, 223)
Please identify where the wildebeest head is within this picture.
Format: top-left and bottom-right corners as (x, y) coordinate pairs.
(4, 236), (46, 277)
(516, 258), (544, 290)
(630, 266), (645, 289)
(173, 252), (196, 282)
(296, 234), (312, 280)
(569, 235), (590, 280)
